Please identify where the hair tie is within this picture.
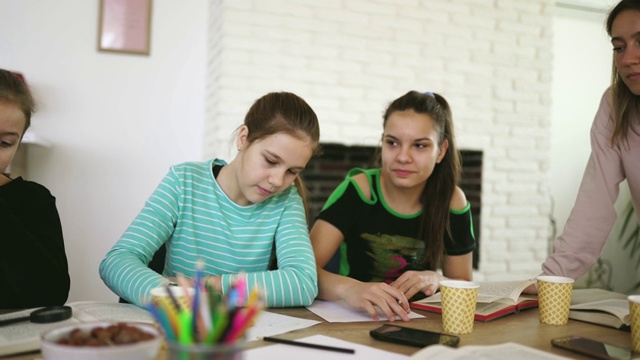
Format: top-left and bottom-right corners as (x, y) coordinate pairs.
(424, 91), (435, 98)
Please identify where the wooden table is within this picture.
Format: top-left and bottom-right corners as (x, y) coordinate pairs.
(245, 307), (632, 359)
(1, 306), (633, 359)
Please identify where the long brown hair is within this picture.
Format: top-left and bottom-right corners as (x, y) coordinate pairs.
(242, 91), (321, 221)
(606, 0), (640, 147)
(380, 91), (461, 269)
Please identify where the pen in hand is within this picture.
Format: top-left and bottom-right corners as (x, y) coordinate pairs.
(262, 336), (355, 354)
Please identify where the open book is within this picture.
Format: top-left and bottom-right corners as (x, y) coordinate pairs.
(410, 279), (538, 322)
(569, 288), (630, 331)
(0, 301), (154, 357)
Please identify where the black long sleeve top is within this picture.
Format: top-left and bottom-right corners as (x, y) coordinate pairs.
(0, 177), (70, 308)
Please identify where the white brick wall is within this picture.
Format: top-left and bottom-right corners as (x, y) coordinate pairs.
(204, 0), (554, 281)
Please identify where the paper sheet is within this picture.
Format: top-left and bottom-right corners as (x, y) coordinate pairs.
(306, 300), (424, 322)
(244, 334), (409, 359)
(245, 311), (320, 341)
(409, 343), (570, 360)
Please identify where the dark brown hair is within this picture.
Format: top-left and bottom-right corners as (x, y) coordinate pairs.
(381, 91), (461, 269)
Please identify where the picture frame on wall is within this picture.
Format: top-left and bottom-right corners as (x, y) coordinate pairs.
(98, 0), (152, 55)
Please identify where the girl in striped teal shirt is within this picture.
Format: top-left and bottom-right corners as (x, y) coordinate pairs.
(99, 92), (320, 307)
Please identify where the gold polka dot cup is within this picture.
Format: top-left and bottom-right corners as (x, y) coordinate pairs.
(440, 280), (479, 335)
(536, 276), (574, 325)
(629, 295), (640, 353)
(150, 286), (194, 318)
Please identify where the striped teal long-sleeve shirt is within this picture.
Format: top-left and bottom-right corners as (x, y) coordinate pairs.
(99, 159), (318, 307)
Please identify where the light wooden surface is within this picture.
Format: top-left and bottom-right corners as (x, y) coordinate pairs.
(2, 305), (632, 359)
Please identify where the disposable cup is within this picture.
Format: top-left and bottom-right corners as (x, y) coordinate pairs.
(629, 295), (640, 353)
(440, 280), (479, 334)
(536, 275), (574, 325)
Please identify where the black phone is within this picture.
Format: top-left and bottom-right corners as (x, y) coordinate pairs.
(551, 336), (633, 360)
(369, 324), (460, 348)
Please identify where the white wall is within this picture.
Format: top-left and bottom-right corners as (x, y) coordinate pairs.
(550, 5), (612, 243)
(0, 0), (626, 302)
(205, 0), (555, 281)
(0, 0), (207, 302)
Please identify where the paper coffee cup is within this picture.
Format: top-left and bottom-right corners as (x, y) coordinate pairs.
(150, 286), (194, 316)
(536, 276), (573, 325)
(440, 280), (479, 334)
(629, 295), (640, 353)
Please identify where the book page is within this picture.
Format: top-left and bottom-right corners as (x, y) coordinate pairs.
(570, 288), (628, 305)
(0, 308), (82, 356)
(569, 299), (629, 322)
(568, 310), (626, 329)
(475, 299), (516, 316)
(476, 280), (535, 303)
(414, 279), (535, 304)
(67, 301), (153, 323)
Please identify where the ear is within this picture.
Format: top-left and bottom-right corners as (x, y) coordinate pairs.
(236, 125), (249, 151)
(436, 139), (449, 163)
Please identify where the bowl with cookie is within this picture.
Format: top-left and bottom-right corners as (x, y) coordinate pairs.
(40, 321), (162, 360)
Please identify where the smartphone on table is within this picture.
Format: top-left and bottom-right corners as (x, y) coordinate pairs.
(370, 324), (460, 348)
(551, 336), (633, 360)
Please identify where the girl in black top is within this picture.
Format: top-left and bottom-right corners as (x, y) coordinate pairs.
(0, 69), (70, 308)
(310, 91), (475, 321)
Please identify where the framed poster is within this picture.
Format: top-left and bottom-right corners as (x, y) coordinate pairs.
(98, 0), (152, 55)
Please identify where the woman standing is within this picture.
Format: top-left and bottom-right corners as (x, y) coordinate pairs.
(542, 0), (640, 280)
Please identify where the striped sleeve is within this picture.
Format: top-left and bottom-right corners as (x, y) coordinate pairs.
(220, 189), (318, 307)
(99, 166), (181, 306)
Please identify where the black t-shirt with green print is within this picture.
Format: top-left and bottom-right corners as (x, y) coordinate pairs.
(316, 168), (475, 283)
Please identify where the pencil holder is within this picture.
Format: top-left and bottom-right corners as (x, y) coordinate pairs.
(147, 270), (261, 360)
(167, 340), (244, 360)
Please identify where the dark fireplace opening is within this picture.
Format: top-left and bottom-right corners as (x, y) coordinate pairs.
(301, 143), (482, 270)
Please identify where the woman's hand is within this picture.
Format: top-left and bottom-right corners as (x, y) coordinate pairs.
(523, 283), (538, 294)
(342, 281), (411, 322)
(390, 270), (443, 299)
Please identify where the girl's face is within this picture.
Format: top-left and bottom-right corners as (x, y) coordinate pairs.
(611, 9), (640, 95)
(381, 110), (447, 191)
(0, 101), (25, 175)
(233, 128), (313, 206)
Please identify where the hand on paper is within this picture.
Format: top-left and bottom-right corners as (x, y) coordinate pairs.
(342, 281), (411, 322)
(390, 270), (443, 299)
